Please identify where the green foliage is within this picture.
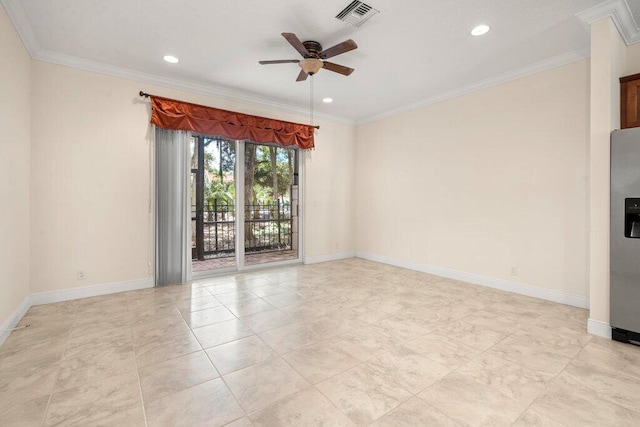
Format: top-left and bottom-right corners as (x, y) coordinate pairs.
(205, 180), (234, 206)
(203, 139), (236, 207)
(252, 145), (293, 203)
(194, 138), (295, 207)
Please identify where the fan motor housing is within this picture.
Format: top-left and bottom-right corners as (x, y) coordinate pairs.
(302, 41), (323, 57)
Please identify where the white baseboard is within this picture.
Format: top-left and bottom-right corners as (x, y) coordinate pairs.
(304, 251), (356, 264)
(0, 277), (154, 347)
(29, 278), (154, 306)
(356, 251), (590, 309)
(0, 296), (32, 346)
(588, 318), (612, 339)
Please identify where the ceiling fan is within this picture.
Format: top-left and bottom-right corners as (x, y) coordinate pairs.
(259, 33), (357, 82)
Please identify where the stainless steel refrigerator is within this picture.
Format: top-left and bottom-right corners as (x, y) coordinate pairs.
(611, 127), (640, 345)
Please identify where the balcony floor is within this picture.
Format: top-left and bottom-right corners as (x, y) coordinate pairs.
(192, 250), (298, 272)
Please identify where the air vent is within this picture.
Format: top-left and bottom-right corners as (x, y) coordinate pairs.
(335, 1), (379, 27)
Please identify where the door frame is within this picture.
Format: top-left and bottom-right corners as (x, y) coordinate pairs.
(190, 138), (304, 279)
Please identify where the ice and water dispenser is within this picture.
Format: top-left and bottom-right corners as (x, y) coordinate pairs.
(624, 199), (640, 238)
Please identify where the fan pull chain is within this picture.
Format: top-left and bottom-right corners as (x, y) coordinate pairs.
(309, 75), (314, 128)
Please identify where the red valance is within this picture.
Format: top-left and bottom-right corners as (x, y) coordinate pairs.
(149, 95), (315, 150)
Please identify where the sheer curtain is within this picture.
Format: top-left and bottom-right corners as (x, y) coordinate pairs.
(155, 127), (192, 286)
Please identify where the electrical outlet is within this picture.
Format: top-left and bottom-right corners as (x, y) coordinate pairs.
(510, 266), (518, 276)
(77, 270), (86, 280)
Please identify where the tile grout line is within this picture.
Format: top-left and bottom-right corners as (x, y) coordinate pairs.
(416, 314), (593, 425)
(127, 297), (150, 427)
(523, 335), (640, 425)
(430, 318), (547, 422)
(513, 340), (581, 426)
(405, 317), (533, 425)
(40, 303), (79, 426)
(279, 331), (417, 425)
(212, 353), (253, 424)
(309, 357), (406, 425)
(137, 284), (242, 423)
(186, 294), (249, 425)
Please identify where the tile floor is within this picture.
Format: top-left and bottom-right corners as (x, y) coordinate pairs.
(1, 258), (639, 426)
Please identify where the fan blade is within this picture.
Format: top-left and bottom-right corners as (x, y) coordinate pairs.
(319, 39), (357, 59)
(282, 33), (310, 57)
(259, 60), (300, 65)
(322, 61), (354, 76)
(296, 69), (308, 82)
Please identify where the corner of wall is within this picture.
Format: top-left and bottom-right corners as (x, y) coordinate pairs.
(0, 1), (32, 339)
(588, 318), (612, 338)
(588, 16), (629, 330)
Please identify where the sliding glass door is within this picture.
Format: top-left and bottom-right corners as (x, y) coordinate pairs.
(190, 137), (300, 274)
(190, 136), (237, 273)
(244, 142), (299, 266)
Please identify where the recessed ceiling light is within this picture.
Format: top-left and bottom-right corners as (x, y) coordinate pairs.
(471, 25), (490, 36)
(163, 55), (179, 63)
(323, 98), (333, 103)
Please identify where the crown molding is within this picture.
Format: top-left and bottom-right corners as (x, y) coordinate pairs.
(33, 50), (355, 126)
(356, 50), (589, 126)
(4, 0), (633, 128)
(576, 0), (640, 45)
(1, 0), (353, 126)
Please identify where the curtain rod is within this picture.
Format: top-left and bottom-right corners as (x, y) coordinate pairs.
(138, 91), (320, 129)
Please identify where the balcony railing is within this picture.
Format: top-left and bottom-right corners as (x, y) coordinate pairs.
(192, 200), (292, 260)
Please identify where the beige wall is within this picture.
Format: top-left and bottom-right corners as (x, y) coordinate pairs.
(29, 61), (355, 293)
(0, 7), (31, 324)
(625, 42), (640, 75)
(356, 60), (590, 298)
(303, 125), (356, 259)
(30, 62), (151, 292)
(588, 18), (640, 333)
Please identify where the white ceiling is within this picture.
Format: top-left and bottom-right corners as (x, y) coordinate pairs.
(629, 0), (640, 19)
(4, 0), (640, 124)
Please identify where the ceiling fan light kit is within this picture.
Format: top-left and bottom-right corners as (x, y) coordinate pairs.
(300, 58), (323, 75)
(259, 32), (357, 81)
